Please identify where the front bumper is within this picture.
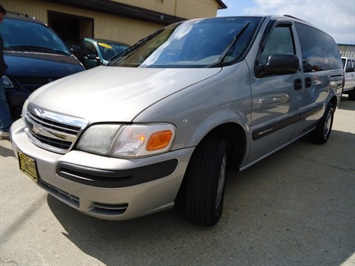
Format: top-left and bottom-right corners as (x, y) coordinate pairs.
(11, 118), (194, 220)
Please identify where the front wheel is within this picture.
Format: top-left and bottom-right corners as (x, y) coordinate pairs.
(184, 136), (227, 226)
(309, 103), (334, 144)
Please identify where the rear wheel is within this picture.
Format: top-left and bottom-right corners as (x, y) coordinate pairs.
(184, 136), (227, 226)
(309, 103), (334, 144)
(348, 89), (355, 101)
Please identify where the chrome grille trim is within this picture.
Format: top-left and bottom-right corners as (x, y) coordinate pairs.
(24, 103), (89, 154)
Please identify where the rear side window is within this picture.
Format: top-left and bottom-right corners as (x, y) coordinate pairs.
(345, 59), (354, 71)
(295, 22), (342, 72)
(322, 33), (343, 70)
(342, 58), (346, 69)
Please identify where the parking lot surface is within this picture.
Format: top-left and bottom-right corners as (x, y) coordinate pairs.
(1, 97), (354, 266)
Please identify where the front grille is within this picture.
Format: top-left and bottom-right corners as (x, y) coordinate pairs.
(39, 179), (80, 208)
(24, 103), (89, 154)
(40, 179), (128, 216)
(29, 112), (81, 134)
(41, 179), (128, 216)
(16, 77), (58, 92)
(29, 131), (72, 150)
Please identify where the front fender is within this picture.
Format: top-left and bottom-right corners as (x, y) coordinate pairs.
(188, 109), (249, 147)
(133, 62), (252, 151)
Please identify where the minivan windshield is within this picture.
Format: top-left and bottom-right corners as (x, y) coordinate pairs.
(1, 17), (70, 55)
(109, 17), (262, 68)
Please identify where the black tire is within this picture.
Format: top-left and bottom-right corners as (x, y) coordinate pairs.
(348, 89), (355, 101)
(184, 136), (227, 226)
(309, 103), (334, 144)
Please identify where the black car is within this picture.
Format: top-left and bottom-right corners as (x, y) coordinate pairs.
(66, 38), (129, 69)
(1, 12), (85, 118)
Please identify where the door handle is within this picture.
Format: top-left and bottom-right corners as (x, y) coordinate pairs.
(294, 78), (302, 90)
(305, 77), (312, 88)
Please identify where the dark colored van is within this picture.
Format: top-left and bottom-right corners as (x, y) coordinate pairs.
(1, 12), (85, 118)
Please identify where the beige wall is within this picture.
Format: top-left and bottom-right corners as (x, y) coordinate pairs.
(112, 0), (219, 18)
(2, 0), (220, 44)
(2, 0), (164, 44)
(175, 0), (219, 18)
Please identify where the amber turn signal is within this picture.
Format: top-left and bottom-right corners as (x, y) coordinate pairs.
(146, 130), (173, 151)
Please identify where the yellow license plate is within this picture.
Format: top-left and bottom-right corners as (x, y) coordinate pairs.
(18, 151), (39, 183)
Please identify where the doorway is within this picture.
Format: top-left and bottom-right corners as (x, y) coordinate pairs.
(47, 11), (94, 42)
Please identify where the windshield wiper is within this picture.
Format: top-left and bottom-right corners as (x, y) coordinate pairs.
(108, 28), (165, 64)
(4, 45), (37, 51)
(4, 45), (69, 55)
(208, 22), (250, 68)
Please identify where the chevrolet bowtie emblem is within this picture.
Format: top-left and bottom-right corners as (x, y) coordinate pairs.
(32, 124), (41, 134)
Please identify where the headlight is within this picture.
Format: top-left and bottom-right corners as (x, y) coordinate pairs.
(2, 75), (14, 89)
(21, 100), (29, 120)
(76, 124), (121, 155)
(76, 123), (176, 158)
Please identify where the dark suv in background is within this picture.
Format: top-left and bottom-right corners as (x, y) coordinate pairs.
(66, 38), (129, 69)
(0, 12), (85, 118)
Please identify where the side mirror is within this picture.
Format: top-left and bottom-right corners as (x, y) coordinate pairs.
(69, 44), (81, 56)
(346, 67), (354, 73)
(255, 54), (300, 78)
(86, 54), (101, 66)
(86, 54), (98, 60)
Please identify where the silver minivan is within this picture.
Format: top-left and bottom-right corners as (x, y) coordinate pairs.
(10, 15), (344, 226)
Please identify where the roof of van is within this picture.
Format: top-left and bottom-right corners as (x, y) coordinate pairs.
(6, 12), (47, 25)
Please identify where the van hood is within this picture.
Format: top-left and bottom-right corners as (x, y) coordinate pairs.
(4, 52), (84, 77)
(29, 66), (221, 122)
